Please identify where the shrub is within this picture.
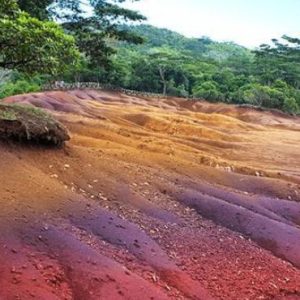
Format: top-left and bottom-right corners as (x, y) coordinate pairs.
(0, 78), (41, 99)
(231, 83), (297, 111)
(193, 81), (224, 101)
(283, 97), (299, 114)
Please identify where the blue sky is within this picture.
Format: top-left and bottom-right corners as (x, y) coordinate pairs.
(122, 0), (300, 48)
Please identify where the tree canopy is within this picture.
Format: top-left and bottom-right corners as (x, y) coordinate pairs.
(0, 0), (79, 74)
(95, 25), (299, 114)
(17, 0), (146, 67)
(0, 0), (145, 74)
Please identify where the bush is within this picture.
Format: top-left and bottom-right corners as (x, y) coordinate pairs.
(235, 84), (276, 107)
(0, 78), (41, 99)
(193, 81), (224, 101)
(231, 83), (298, 111)
(283, 97), (299, 114)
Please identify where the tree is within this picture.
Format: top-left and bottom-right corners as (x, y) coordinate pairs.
(17, 0), (146, 67)
(254, 36), (300, 88)
(0, 0), (79, 74)
(130, 55), (162, 93)
(17, 0), (82, 21)
(0, 0), (19, 17)
(148, 48), (187, 95)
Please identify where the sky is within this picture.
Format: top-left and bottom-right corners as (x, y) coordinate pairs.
(122, 0), (300, 48)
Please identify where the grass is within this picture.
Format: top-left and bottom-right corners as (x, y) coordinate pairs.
(0, 103), (55, 122)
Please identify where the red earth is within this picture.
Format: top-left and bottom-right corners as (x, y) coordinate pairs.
(1, 90), (300, 299)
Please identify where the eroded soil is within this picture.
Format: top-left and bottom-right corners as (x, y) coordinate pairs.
(1, 90), (300, 300)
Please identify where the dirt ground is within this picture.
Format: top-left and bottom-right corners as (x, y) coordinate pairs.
(1, 90), (300, 300)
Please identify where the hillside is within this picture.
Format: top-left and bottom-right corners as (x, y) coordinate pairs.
(100, 25), (300, 114)
(2, 24), (300, 114)
(0, 90), (300, 299)
(119, 24), (253, 61)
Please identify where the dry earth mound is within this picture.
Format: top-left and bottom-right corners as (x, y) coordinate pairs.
(0, 103), (69, 145)
(0, 90), (300, 300)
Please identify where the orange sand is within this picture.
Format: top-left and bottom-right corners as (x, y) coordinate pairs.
(0, 90), (300, 299)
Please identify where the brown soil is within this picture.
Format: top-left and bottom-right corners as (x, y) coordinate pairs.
(1, 90), (300, 300)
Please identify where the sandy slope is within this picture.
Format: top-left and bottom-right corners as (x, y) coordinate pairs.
(1, 90), (300, 300)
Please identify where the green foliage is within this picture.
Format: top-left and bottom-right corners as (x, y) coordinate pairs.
(283, 97), (299, 114)
(109, 25), (256, 100)
(3, 0), (300, 116)
(17, 0), (146, 68)
(123, 25), (253, 62)
(254, 36), (300, 88)
(123, 25), (197, 50)
(0, 75), (43, 99)
(0, 1), (79, 74)
(103, 25), (300, 114)
(17, 0), (81, 21)
(229, 82), (299, 113)
(193, 81), (224, 101)
(2, 0), (145, 77)
(17, 0), (53, 20)
(238, 84), (281, 107)
(0, 0), (19, 18)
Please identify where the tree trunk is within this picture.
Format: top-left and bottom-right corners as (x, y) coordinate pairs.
(158, 66), (167, 96)
(163, 81), (167, 96)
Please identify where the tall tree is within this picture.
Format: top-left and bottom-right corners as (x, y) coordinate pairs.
(148, 48), (186, 95)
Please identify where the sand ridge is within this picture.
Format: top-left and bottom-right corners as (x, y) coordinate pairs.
(0, 90), (300, 299)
